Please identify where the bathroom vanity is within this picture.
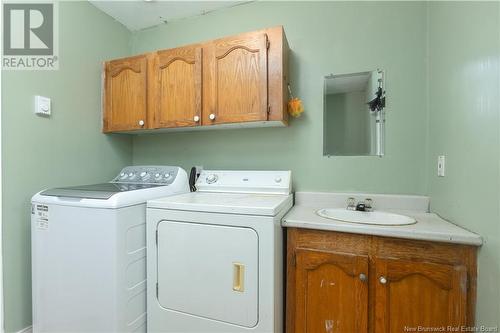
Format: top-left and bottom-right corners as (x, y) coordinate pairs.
(283, 192), (482, 333)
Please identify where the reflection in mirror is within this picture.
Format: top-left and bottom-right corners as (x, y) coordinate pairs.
(323, 70), (386, 157)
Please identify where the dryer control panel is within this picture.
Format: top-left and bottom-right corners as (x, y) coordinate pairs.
(196, 170), (292, 194)
(112, 166), (180, 185)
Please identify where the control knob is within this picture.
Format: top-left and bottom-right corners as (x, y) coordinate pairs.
(206, 174), (218, 184)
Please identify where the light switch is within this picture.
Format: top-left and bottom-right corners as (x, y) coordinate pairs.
(35, 95), (51, 116)
(437, 155), (445, 177)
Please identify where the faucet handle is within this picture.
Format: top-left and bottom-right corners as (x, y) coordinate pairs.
(365, 198), (373, 211)
(347, 197), (356, 210)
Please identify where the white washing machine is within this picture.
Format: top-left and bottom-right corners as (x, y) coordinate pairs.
(31, 166), (189, 333)
(146, 170), (293, 333)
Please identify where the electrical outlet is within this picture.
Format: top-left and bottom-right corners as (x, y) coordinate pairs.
(437, 155), (445, 177)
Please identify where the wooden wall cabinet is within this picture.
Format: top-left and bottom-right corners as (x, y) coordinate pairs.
(286, 228), (477, 333)
(103, 55), (148, 132)
(102, 26), (289, 133)
(203, 31), (269, 125)
(151, 45), (202, 129)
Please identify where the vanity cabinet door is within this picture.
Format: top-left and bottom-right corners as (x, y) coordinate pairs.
(103, 55), (148, 132)
(152, 46), (202, 128)
(204, 31), (269, 125)
(374, 258), (467, 332)
(292, 249), (369, 333)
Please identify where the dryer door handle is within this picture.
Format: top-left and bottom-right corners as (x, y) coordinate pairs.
(232, 263), (245, 292)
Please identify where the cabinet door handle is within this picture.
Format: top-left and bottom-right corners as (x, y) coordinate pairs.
(209, 113), (216, 121)
(379, 276), (387, 284)
(193, 115), (200, 122)
(359, 273), (367, 282)
(138, 120), (145, 126)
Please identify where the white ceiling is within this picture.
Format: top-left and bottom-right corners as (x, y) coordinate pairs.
(90, 1), (249, 31)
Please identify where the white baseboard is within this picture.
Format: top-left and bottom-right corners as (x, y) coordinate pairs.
(15, 326), (32, 333)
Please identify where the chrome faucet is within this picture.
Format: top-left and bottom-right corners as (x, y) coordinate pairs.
(347, 197), (373, 212)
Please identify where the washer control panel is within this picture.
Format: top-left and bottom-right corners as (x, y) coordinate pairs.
(196, 170), (292, 194)
(111, 166), (179, 185)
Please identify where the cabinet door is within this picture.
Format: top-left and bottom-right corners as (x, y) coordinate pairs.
(205, 32), (269, 125)
(153, 46), (202, 128)
(293, 249), (369, 333)
(374, 258), (467, 332)
(103, 55), (147, 132)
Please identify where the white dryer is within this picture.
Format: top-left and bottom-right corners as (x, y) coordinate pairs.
(31, 166), (189, 333)
(146, 170), (293, 333)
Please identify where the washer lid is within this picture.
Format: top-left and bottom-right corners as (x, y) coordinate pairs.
(148, 192), (292, 216)
(40, 182), (164, 200)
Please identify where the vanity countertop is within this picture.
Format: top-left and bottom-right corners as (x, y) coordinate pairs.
(282, 192), (482, 246)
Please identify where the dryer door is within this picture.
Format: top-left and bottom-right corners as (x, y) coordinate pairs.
(156, 220), (259, 328)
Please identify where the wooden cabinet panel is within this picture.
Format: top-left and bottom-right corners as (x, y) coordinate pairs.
(152, 46), (202, 128)
(286, 228), (478, 333)
(374, 258), (467, 333)
(204, 32), (269, 125)
(293, 249), (368, 333)
(102, 26), (288, 133)
(103, 55), (148, 132)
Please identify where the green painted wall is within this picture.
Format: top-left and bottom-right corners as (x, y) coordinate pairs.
(427, 2), (500, 325)
(1, 2), (132, 332)
(131, 1), (429, 194)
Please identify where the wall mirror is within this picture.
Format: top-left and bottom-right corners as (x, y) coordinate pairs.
(323, 69), (386, 157)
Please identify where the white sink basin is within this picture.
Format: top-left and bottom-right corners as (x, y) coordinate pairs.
(316, 208), (416, 226)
